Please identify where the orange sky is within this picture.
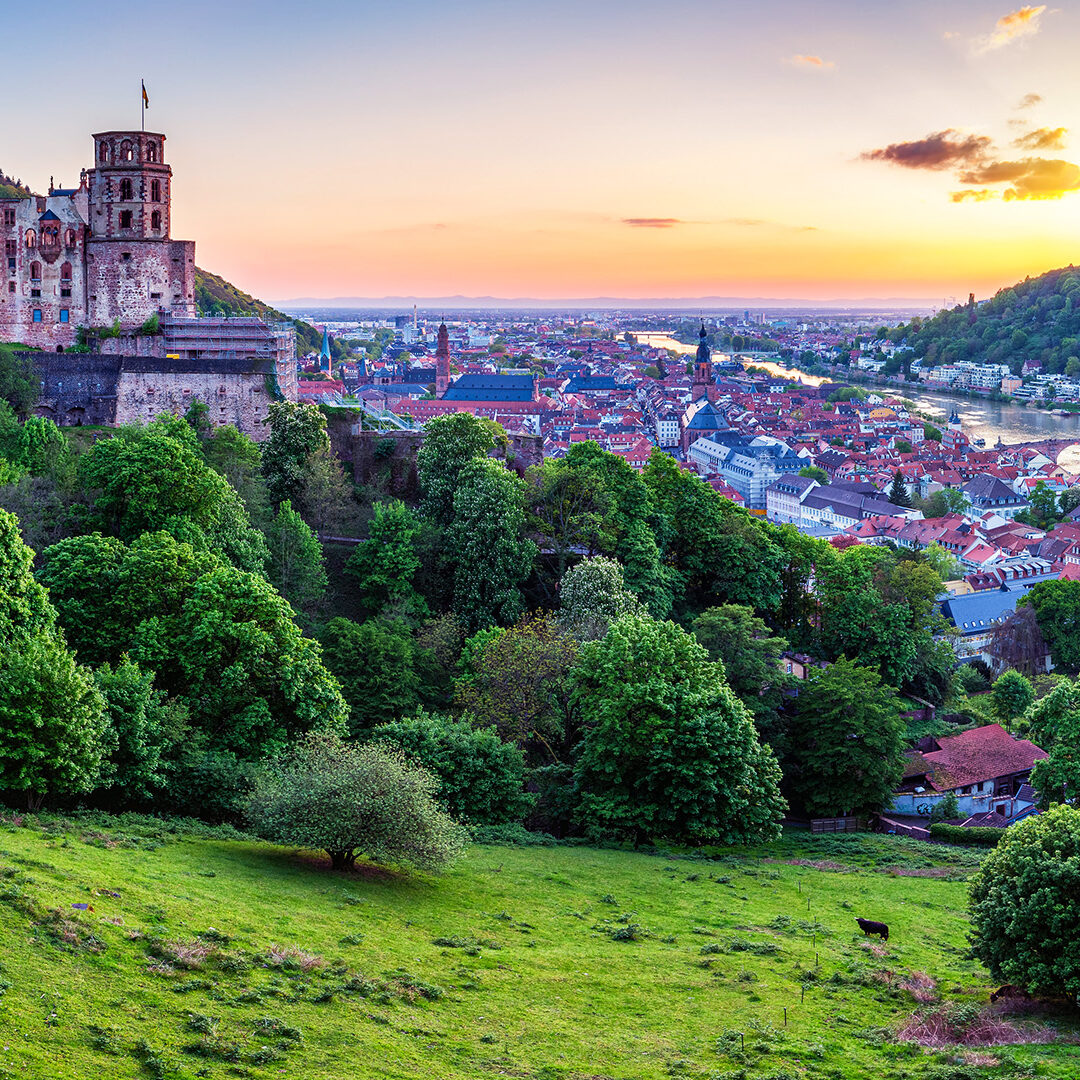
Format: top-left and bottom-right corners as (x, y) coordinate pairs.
(9, 1), (1080, 302)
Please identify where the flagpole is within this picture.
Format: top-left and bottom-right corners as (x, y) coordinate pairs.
(141, 79), (145, 132)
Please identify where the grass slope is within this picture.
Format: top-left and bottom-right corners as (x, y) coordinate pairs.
(0, 817), (1076, 1080)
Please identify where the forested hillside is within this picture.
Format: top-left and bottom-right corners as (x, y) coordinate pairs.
(0, 169), (32, 199)
(892, 265), (1080, 375)
(194, 267), (322, 355)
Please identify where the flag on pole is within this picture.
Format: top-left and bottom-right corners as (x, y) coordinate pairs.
(142, 81), (149, 108)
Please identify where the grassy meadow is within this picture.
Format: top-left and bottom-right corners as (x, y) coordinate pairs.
(0, 816), (1075, 1080)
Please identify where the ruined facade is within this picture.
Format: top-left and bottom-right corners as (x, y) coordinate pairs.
(1, 131), (194, 349)
(1, 127), (296, 434)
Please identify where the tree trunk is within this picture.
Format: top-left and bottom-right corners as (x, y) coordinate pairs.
(328, 849), (357, 871)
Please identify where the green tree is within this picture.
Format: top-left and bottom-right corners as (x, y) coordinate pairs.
(923, 423), (943, 442)
(1025, 582), (1080, 673)
(445, 458), (537, 632)
(887, 471), (913, 508)
(0, 630), (107, 809)
(0, 344), (37, 416)
(260, 401), (330, 508)
(201, 424), (267, 523)
(319, 617), (422, 735)
(371, 710), (533, 825)
(94, 657), (186, 804)
(573, 614), (785, 845)
(246, 731), (468, 872)
(0, 507), (55, 644)
(969, 805), (1080, 997)
(558, 555), (644, 641)
(1059, 486), (1080, 517)
(455, 612), (579, 756)
(929, 789), (959, 823)
(788, 658), (905, 817)
(797, 465), (829, 483)
(921, 542), (963, 582)
(417, 412), (502, 527)
(297, 445), (357, 540)
(918, 487), (969, 518)
(345, 500), (427, 621)
(992, 670), (1035, 731)
(265, 499), (327, 617)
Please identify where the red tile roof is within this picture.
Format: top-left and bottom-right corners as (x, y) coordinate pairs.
(917, 724), (1046, 790)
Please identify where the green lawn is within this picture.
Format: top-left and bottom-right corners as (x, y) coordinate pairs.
(0, 816), (1075, 1080)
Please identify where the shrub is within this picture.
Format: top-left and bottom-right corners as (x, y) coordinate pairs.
(929, 824), (1003, 847)
(246, 732), (468, 872)
(370, 710), (533, 825)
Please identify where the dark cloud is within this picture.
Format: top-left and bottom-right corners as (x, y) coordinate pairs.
(1017, 92), (1043, 109)
(1013, 126), (1067, 150)
(959, 157), (1080, 200)
(622, 217), (681, 228)
(861, 130), (992, 170)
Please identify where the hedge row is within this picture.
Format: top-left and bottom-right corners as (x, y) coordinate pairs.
(929, 823), (1004, 847)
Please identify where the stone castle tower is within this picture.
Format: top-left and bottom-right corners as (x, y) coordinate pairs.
(0, 129), (194, 350)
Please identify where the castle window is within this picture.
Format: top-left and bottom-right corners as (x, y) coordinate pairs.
(32, 309), (42, 322)
(120, 179), (133, 201)
(121, 252), (132, 261)
(59, 309), (69, 323)
(99, 142), (111, 163)
(119, 210), (133, 229)
(60, 262), (72, 282)
(146, 142), (158, 163)
(120, 141), (133, 162)
(2, 209), (14, 226)
(30, 261), (40, 282)
(151, 180), (161, 202)
(64, 228), (76, 248)
(61, 288), (71, 298)
(151, 211), (162, 231)
(5, 240), (15, 256)
(31, 289), (40, 298)
(7, 282), (13, 294)
(25, 229), (35, 248)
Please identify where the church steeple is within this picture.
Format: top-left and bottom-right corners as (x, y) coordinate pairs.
(692, 322), (712, 400)
(435, 323), (450, 396)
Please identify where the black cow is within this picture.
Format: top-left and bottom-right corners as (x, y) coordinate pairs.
(856, 917), (889, 942)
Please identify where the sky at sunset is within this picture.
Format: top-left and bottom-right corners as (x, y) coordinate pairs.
(7, 0), (1080, 303)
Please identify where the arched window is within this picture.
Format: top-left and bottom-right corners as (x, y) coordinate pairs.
(99, 142), (111, 163)
(120, 140), (133, 162)
(150, 179), (161, 202)
(60, 262), (72, 282)
(30, 261), (41, 281)
(146, 142), (158, 163)
(150, 210), (162, 231)
(24, 229), (35, 249)
(120, 178), (133, 200)
(64, 228), (76, 248)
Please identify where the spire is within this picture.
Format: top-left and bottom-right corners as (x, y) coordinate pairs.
(435, 323), (450, 396)
(319, 327), (332, 372)
(693, 322), (712, 400)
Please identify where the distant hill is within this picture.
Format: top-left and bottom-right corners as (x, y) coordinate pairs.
(194, 267), (322, 355)
(893, 265), (1080, 376)
(0, 170), (32, 200)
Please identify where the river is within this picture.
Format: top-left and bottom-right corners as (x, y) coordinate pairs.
(631, 331), (1080, 467)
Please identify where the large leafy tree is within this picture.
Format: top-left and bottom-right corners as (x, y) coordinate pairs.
(969, 805), (1080, 998)
(992, 669), (1035, 731)
(40, 531), (347, 757)
(788, 657), (905, 818)
(989, 604), (1050, 676)
(371, 709), (533, 825)
(0, 508), (55, 643)
(456, 612), (579, 756)
(573, 614), (785, 844)
(246, 732), (468, 872)
(319, 617), (422, 736)
(417, 412), (502, 527)
(77, 414), (267, 573)
(346, 499), (427, 621)
(266, 499), (328, 618)
(260, 400), (330, 508)
(1025, 582), (1080, 673)
(445, 458), (537, 631)
(0, 630), (107, 809)
(558, 555), (644, 641)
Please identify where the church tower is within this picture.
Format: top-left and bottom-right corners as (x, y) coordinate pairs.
(692, 322), (712, 400)
(435, 322), (450, 396)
